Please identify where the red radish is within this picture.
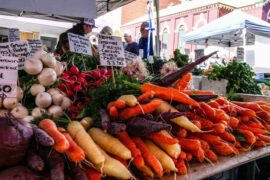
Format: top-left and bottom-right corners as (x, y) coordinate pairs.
(78, 77), (86, 84)
(106, 70), (113, 77)
(94, 80), (103, 87)
(78, 73), (86, 79)
(66, 89), (73, 97)
(70, 106), (78, 112)
(82, 81), (87, 87)
(66, 80), (75, 88)
(61, 73), (70, 80)
(74, 85), (83, 92)
(85, 98), (91, 103)
(70, 65), (79, 75)
(93, 71), (101, 80)
(59, 83), (66, 91)
(70, 75), (77, 81)
(71, 113), (77, 119)
(77, 102), (84, 109)
(100, 68), (107, 74)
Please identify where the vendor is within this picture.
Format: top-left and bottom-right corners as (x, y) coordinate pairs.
(55, 18), (97, 56)
(124, 31), (139, 55)
(138, 21), (153, 59)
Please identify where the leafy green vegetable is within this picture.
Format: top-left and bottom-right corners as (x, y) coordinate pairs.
(233, 130), (247, 142)
(169, 49), (189, 68)
(208, 60), (261, 95)
(144, 56), (166, 76)
(226, 89), (244, 101)
(83, 72), (143, 121)
(32, 113), (71, 129)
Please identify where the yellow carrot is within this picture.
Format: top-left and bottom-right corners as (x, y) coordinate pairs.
(155, 100), (202, 132)
(118, 95), (138, 107)
(137, 165), (154, 178)
(88, 128), (131, 160)
(80, 117), (93, 130)
(96, 145), (132, 179)
(67, 121), (105, 165)
(153, 130), (181, 159)
(144, 140), (178, 172)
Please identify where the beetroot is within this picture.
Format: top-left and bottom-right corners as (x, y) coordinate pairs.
(0, 115), (33, 167)
(0, 166), (38, 180)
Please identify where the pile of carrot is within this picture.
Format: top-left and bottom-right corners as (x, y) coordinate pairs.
(34, 71), (270, 180)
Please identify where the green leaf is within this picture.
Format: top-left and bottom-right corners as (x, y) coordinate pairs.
(233, 130), (247, 142)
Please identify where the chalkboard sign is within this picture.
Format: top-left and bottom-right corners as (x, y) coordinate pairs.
(195, 49), (204, 60)
(8, 28), (20, 42)
(0, 41), (30, 70)
(98, 34), (126, 67)
(27, 39), (42, 56)
(0, 56), (18, 98)
(124, 51), (138, 61)
(68, 33), (92, 55)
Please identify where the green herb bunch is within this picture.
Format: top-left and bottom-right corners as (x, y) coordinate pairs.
(208, 60), (261, 95)
(169, 49), (189, 68)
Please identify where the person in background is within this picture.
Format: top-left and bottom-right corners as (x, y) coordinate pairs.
(138, 21), (153, 59)
(124, 31), (139, 55)
(55, 18), (97, 56)
(100, 26), (113, 36)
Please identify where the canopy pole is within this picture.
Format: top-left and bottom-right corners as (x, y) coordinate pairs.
(154, 0), (160, 57)
(243, 28), (247, 62)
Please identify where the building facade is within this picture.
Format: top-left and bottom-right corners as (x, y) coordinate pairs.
(120, 0), (270, 59)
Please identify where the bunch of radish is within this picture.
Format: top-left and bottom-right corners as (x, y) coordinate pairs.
(58, 65), (112, 119)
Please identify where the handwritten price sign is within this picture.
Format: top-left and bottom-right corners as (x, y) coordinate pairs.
(0, 56), (18, 98)
(68, 33), (92, 56)
(98, 34), (126, 67)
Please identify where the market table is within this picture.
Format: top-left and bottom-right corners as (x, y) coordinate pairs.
(161, 146), (270, 180)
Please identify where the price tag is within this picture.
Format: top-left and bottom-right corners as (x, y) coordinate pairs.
(8, 28), (20, 42)
(195, 49), (204, 60)
(237, 47), (244, 62)
(0, 42), (12, 57)
(124, 51), (138, 61)
(68, 33), (92, 56)
(9, 41), (30, 70)
(148, 56), (154, 64)
(0, 56), (18, 98)
(27, 39), (42, 56)
(139, 49), (144, 59)
(98, 34), (126, 67)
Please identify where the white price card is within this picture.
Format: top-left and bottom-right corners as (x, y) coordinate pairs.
(9, 41), (30, 70)
(68, 33), (92, 56)
(27, 39), (42, 56)
(0, 56), (18, 98)
(8, 28), (20, 42)
(0, 42), (12, 57)
(98, 34), (126, 67)
(124, 51), (138, 61)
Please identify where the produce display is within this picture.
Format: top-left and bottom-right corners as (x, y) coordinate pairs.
(1, 50), (270, 180)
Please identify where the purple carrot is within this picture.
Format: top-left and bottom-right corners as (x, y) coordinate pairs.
(126, 117), (172, 136)
(158, 51), (218, 86)
(108, 122), (127, 135)
(99, 109), (111, 132)
(175, 103), (191, 112)
(156, 112), (185, 122)
(31, 124), (54, 146)
(27, 150), (44, 171)
(189, 94), (218, 102)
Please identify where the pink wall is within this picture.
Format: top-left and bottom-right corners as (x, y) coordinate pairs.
(242, 6), (263, 19)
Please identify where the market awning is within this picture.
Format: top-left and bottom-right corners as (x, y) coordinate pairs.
(182, 10), (270, 47)
(0, 0), (133, 23)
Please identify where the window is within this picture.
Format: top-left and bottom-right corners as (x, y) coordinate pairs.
(162, 28), (168, 58)
(178, 26), (185, 52)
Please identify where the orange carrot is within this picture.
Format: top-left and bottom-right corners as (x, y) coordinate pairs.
(231, 101), (261, 111)
(179, 138), (201, 151)
(186, 153), (193, 161)
(231, 104), (256, 117)
(260, 105), (270, 113)
(39, 119), (69, 153)
(263, 123), (270, 131)
(256, 134), (270, 143)
(236, 129), (256, 144)
(188, 135), (210, 151)
(84, 166), (101, 180)
(253, 140), (266, 147)
(220, 105), (237, 116)
(250, 118), (264, 128)
(117, 132), (144, 168)
(173, 73), (192, 90)
(137, 91), (156, 103)
(192, 120), (201, 129)
(133, 137), (163, 177)
(228, 143), (240, 155)
(175, 159), (187, 175)
(212, 141), (234, 156)
(236, 125), (268, 134)
(214, 123), (226, 134)
(208, 101), (220, 108)
(199, 102), (216, 117)
(184, 112), (213, 129)
(109, 106), (119, 119)
(191, 147), (205, 162)
(194, 133), (221, 145)
(119, 99), (163, 121)
(216, 97), (229, 106)
(147, 132), (178, 145)
(141, 83), (199, 106)
(180, 90), (214, 95)
(58, 127), (85, 163)
(256, 111), (270, 122)
(107, 100), (126, 110)
(179, 151), (186, 160)
(205, 150), (217, 162)
(256, 101), (270, 106)
(218, 131), (236, 142)
(241, 116), (250, 123)
(214, 109), (230, 121)
(228, 117), (239, 128)
(177, 129), (187, 138)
